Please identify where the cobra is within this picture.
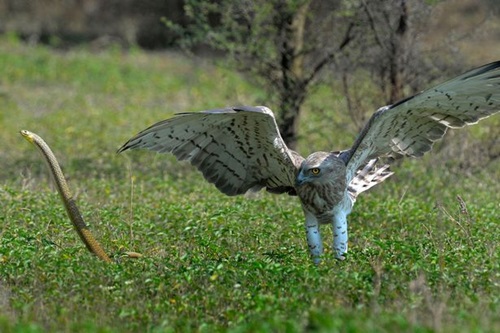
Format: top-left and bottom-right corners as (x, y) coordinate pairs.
(20, 130), (141, 262)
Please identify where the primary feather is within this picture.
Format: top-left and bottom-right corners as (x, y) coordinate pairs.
(119, 106), (302, 196)
(343, 61), (500, 182)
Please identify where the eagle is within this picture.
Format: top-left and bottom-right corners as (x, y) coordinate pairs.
(119, 61), (500, 263)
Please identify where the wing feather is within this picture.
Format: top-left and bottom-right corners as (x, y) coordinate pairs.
(343, 61), (500, 181)
(119, 106), (303, 196)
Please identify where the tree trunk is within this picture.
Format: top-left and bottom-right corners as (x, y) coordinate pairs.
(278, 92), (304, 150)
(277, 0), (310, 150)
(388, 0), (409, 103)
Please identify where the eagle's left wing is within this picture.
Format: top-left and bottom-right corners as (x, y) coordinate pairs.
(342, 61), (500, 182)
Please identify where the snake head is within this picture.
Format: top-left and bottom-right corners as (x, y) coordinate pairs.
(20, 130), (36, 143)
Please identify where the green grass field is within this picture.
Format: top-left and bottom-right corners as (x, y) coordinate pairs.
(0, 35), (499, 332)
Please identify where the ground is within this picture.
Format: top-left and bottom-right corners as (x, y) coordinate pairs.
(0, 35), (498, 332)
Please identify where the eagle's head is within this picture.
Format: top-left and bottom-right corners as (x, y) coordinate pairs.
(295, 152), (347, 188)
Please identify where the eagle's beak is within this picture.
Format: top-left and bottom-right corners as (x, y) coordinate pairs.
(295, 172), (305, 187)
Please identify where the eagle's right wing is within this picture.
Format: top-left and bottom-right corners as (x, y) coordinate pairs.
(119, 106), (304, 196)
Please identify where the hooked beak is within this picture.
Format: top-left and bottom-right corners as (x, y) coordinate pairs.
(295, 171), (306, 187)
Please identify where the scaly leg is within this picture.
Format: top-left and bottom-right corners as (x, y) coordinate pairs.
(304, 210), (323, 264)
(332, 212), (348, 260)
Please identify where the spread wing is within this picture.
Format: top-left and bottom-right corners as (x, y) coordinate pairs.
(118, 106), (303, 196)
(342, 61), (500, 182)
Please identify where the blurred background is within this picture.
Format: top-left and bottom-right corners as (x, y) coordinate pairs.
(1, 0), (499, 54)
(1, 0), (499, 171)
(0, 0), (186, 49)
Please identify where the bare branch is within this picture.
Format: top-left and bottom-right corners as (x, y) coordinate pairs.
(303, 21), (356, 88)
(361, 0), (386, 50)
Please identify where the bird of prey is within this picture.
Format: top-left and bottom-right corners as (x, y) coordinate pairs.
(119, 61), (500, 263)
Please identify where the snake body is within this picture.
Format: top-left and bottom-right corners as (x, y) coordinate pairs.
(20, 130), (113, 262)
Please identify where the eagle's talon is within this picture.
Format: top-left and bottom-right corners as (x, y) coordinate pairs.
(335, 253), (347, 261)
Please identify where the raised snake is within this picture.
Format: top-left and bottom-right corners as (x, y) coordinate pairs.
(20, 130), (141, 262)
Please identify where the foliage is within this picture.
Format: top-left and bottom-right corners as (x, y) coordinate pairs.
(0, 36), (499, 332)
(165, 0), (498, 155)
(165, 0), (356, 148)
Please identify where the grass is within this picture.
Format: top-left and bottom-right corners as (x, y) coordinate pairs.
(0, 35), (499, 332)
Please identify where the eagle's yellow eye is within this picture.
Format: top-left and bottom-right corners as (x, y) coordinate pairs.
(311, 168), (320, 175)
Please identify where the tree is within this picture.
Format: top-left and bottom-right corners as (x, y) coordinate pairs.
(335, 0), (464, 131)
(166, 0), (356, 149)
(336, 0), (499, 171)
(167, 0), (487, 162)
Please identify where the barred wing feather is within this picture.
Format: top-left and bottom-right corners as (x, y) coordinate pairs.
(118, 106), (303, 196)
(343, 61), (500, 182)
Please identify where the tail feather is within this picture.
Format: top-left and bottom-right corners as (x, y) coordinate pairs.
(347, 159), (393, 202)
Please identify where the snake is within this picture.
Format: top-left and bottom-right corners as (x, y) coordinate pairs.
(20, 130), (142, 262)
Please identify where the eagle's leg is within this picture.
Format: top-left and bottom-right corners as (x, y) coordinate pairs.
(332, 211), (348, 260)
(304, 211), (323, 264)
